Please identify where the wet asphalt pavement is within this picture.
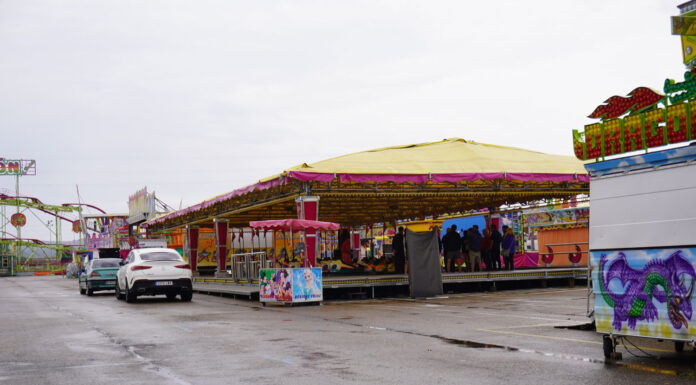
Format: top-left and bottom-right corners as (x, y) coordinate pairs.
(1, 276), (695, 385)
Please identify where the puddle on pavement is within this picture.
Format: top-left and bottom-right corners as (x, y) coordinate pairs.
(554, 322), (595, 331)
(431, 333), (695, 377)
(432, 335), (511, 350)
(302, 351), (334, 361)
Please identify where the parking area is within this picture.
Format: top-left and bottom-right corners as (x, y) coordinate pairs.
(1, 276), (694, 385)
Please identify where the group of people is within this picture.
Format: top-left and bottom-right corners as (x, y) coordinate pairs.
(441, 224), (517, 273)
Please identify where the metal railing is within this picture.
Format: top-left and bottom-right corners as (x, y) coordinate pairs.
(230, 251), (272, 285)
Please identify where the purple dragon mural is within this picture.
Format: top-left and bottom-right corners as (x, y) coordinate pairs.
(598, 251), (696, 331)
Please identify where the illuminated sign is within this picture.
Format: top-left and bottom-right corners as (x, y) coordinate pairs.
(673, 6), (696, 67)
(10, 213), (26, 227)
(573, 70), (696, 161)
(0, 159), (36, 176)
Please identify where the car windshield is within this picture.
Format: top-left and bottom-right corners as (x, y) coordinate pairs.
(140, 251), (181, 261)
(92, 259), (121, 268)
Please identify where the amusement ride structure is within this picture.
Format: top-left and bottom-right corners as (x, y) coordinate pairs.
(0, 158), (104, 276)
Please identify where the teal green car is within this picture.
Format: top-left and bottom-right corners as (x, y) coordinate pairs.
(79, 258), (121, 296)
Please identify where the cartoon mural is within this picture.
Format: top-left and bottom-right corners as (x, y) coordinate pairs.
(197, 230), (216, 267)
(259, 268), (293, 302)
(259, 267), (322, 303)
(292, 268), (323, 302)
(592, 248), (696, 339)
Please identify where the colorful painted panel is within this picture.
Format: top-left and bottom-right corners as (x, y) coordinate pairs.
(592, 248), (696, 341)
(196, 230), (216, 267)
(259, 268), (293, 302)
(525, 207), (589, 230)
(292, 268), (323, 302)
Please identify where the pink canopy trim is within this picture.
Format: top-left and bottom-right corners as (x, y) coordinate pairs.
(249, 219), (340, 232)
(432, 173), (504, 183)
(289, 171), (588, 184)
(340, 173), (429, 183)
(287, 171), (335, 182)
(145, 177), (286, 226)
(505, 173), (589, 183)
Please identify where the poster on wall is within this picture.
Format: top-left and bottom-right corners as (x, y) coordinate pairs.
(197, 230), (216, 267)
(259, 268), (293, 302)
(525, 207), (589, 230)
(591, 247), (696, 341)
(273, 231), (304, 267)
(292, 268), (323, 302)
(318, 231), (338, 260)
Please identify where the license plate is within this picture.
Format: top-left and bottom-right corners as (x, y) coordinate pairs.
(156, 281), (173, 286)
(105, 281), (115, 285)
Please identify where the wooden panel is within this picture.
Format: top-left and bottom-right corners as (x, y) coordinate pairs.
(537, 228), (588, 267)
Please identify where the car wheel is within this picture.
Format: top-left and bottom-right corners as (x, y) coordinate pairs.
(125, 282), (137, 303)
(115, 281), (125, 300)
(80, 286), (86, 295)
(87, 288), (93, 296)
(166, 293), (177, 301)
(180, 291), (192, 302)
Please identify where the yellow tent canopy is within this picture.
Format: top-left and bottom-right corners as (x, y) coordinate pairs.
(286, 138), (585, 176)
(147, 138), (588, 230)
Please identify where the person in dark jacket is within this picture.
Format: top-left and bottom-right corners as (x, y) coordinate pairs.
(502, 227), (516, 270)
(442, 225), (461, 273)
(490, 227), (503, 270)
(481, 228), (492, 272)
(392, 227), (406, 274)
(467, 225), (482, 272)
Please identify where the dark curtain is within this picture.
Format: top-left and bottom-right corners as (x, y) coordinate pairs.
(405, 228), (443, 298)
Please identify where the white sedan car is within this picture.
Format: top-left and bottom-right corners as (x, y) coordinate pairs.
(116, 248), (193, 303)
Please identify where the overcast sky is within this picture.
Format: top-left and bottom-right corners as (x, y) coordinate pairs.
(0, 0), (687, 240)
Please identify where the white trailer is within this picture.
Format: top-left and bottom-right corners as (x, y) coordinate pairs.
(586, 145), (696, 358)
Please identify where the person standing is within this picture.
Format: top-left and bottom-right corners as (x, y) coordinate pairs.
(458, 229), (468, 272)
(340, 229), (353, 266)
(490, 226), (503, 270)
(392, 226), (406, 274)
(481, 228), (492, 272)
(467, 225), (482, 272)
(502, 227), (516, 270)
(441, 225), (461, 273)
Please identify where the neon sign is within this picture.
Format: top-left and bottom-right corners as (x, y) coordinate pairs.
(573, 70), (696, 161)
(0, 159), (36, 176)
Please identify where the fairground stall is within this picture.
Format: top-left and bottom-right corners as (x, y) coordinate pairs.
(143, 138), (589, 296)
(578, 3), (696, 359)
(250, 219), (339, 304)
(145, 138), (588, 272)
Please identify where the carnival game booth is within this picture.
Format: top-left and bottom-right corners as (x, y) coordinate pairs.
(251, 219), (339, 304)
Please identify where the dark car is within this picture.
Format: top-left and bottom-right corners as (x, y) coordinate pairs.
(79, 258), (121, 296)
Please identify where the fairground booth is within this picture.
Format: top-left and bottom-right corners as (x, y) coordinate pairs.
(144, 138), (588, 297)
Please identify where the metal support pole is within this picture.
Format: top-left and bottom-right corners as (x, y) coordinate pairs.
(14, 174), (19, 276)
(55, 212), (61, 247)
